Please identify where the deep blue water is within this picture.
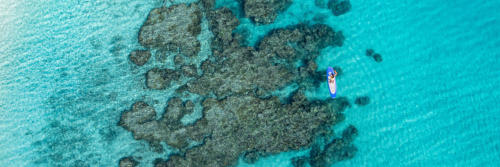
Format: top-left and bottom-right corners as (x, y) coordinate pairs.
(1, 0), (499, 166)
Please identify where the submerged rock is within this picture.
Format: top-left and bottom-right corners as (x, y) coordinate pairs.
(373, 53), (383, 62)
(146, 68), (180, 90)
(342, 124), (358, 142)
(119, 156), (138, 167)
(138, 4), (202, 57)
(328, 0), (351, 16)
(365, 49), (382, 62)
(366, 48), (375, 57)
(129, 50), (151, 66)
(239, 0), (293, 25)
(354, 96), (370, 106)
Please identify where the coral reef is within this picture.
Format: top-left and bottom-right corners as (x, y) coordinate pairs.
(164, 91), (345, 166)
(118, 157), (138, 167)
(119, 1), (358, 166)
(129, 50), (151, 66)
(138, 4), (202, 57)
(328, 0), (351, 16)
(118, 99), (208, 151)
(239, 0), (293, 25)
(354, 96), (370, 106)
(120, 92), (347, 167)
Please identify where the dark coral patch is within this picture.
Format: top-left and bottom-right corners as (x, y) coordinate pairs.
(328, 0), (351, 16)
(365, 49), (383, 62)
(354, 96), (370, 106)
(291, 156), (309, 167)
(373, 53), (383, 62)
(366, 48), (375, 57)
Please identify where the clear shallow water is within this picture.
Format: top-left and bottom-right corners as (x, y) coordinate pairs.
(1, 0), (499, 167)
(327, 1), (500, 166)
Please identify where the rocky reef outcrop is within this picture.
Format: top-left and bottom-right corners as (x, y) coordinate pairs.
(239, 0), (293, 25)
(138, 4), (202, 57)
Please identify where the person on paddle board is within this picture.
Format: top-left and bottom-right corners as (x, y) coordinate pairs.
(328, 70), (337, 83)
(327, 67), (337, 98)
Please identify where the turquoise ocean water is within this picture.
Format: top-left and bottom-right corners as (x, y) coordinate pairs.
(1, 0), (499, 166)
